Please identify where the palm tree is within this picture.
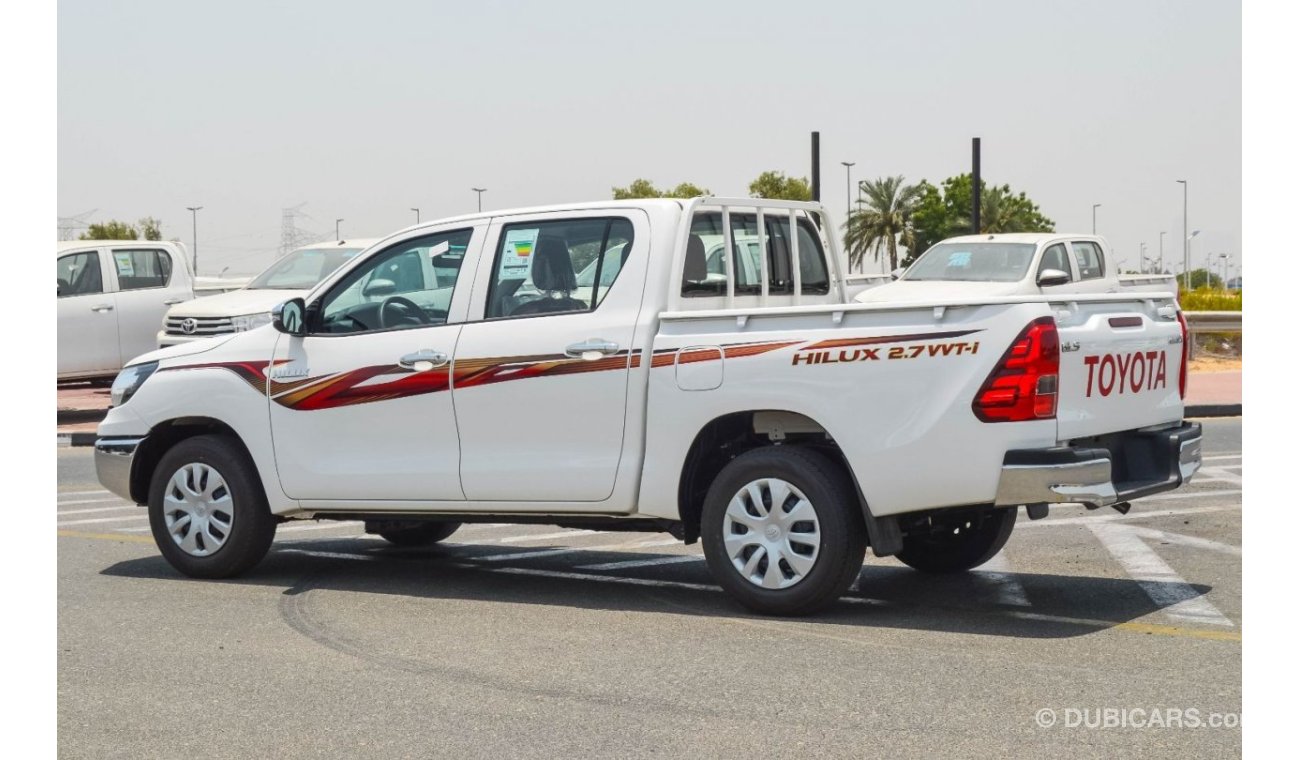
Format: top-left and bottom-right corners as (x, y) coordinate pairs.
(962, 184), (1055, 234)
(843, 176), (923, 272)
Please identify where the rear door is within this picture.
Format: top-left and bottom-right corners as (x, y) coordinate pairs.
(108, 245), (189, 364)
(1055, 299), (1185, 439)
(57, 248), (120, 377)
(452, 210), (646, 505)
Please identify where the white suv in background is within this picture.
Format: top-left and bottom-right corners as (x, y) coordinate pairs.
(158, 239), (376, 347)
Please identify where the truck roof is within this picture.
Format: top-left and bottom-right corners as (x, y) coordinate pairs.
(57, 239), (187, 255)
(398, 198), (692, 231)
(938, 232), (1107, 246)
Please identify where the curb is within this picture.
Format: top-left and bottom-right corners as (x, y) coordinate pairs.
(1185, 404), (1242, 418)
(58, 432), (98, 448)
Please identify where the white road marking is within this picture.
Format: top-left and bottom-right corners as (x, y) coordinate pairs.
(1201, 454), (1242, 462)
(579, 554), (704, 571)
(1020, 504), (1237, 529)
(1137, 488), (1241, 502)
(1131, 527), (1241, 557)
(471, 536), (677, 563)
(1196, 467), (1243, 486)
(277, 548), (376, 562)
(276, 521), (364, 534)
(55, 497), (124, 507)
(58, 489), (110, 498)
(492, 529), (608, 544)
(56, 515), (148, 527)
(57, 505), (138, 516)
(1088, 523), (1234, 627)
(974, 553), (1032, 607)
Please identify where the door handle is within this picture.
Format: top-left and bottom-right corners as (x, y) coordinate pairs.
(398, 349), (449, 370)
(163, 298), (186, 305)
(91, 304), (114, 312)
(564, 339), (620, 359)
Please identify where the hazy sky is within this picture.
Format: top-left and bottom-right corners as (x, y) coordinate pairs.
(58, 0), (1241, 277)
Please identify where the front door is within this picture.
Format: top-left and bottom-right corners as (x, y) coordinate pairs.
(269, 225), (481, 502)
(453, 211), (646, 503)
(57, 248), (120, 377)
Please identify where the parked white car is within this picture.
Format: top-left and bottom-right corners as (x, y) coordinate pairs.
(854, 233), (1178, 302)
(158, 239), (376, 347)
(58, 240), (196, 380)
(95, 198), (1200, 615)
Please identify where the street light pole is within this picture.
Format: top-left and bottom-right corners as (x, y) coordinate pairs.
(411, 207), (420, 224)
(1159, 231), (1166, 273)
(1092, 203), (1101, 234)
(1176, 180), (1188, 290)
(1140, 242), (1147, 274)
(335, 218), (343, 241)
(185, 206), (202, 275)
(840, 161), (855, 224)
(1187, 229), (1201, 287)
(472, 188), (487, 212)
(1219, 253), (1229, 291)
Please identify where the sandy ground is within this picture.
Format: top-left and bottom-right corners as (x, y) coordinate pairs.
(1190, 356), (1243, 372)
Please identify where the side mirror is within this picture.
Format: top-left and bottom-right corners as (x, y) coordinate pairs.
(57, 280), (65, 296)
(363, 278), (397, 298)
(272, 298), (307, 336)
(891, 267), (905, 280)
(1037, 268), (1071, 287)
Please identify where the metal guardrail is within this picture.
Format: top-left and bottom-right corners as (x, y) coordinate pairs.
(1184, 311), (1241, 333)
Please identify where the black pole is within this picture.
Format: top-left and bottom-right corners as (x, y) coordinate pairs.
(811, 131), (821, 202)
(971, 137), (981, 234)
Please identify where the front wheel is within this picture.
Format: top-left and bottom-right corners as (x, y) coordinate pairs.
(148, 435), (277, 578)
(700, 447), (866, 616)
(895, 507), (1016, 573)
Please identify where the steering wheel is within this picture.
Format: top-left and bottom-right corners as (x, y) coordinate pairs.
(378, 295), (430, 329)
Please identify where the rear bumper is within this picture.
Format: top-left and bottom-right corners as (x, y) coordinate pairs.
(95, 436), (146, 503)
(994, 421), (1202, 509)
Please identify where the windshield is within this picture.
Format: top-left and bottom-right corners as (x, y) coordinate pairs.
(904, 242), (1038, 283)
(247, 247), (364, 290)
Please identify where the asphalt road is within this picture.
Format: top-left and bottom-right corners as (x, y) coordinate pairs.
(57, 418), (1242, 758)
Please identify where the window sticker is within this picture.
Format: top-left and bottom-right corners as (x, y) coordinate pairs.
(947, 251), (972, 267)
(114, 251), (135, 276)
(501, 228), (539, 279)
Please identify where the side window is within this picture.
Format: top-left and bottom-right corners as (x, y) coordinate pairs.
(112, 249), (172, 290)
(1071, 241), (1105, 280)
(57, 252), (103, 297)
(317, 229), (472, 334)
(486, 217), (634, 319)
(1038, 243), (1073, 282)
(682, 212), (829, 297)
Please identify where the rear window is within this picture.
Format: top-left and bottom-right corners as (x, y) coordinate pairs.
(112, 248), (172, 290)
(1072, 241), (1105, 280)
(682, 212), (829, 297)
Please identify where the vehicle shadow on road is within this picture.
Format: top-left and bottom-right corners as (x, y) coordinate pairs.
(99, 539), (1224, 640)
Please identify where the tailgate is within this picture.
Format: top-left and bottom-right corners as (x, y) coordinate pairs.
(1055, 298), (1185, 440)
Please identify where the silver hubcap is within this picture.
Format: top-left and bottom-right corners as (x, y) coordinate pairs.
(163, 463), (234, 557)
(723, 478), (821, 589)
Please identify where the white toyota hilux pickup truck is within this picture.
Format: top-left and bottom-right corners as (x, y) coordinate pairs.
(95, 198), (1201, 615)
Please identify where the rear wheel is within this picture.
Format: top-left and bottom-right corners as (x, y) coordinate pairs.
(701, 447), (866, 616)
(148, 435), (277, 578)
(895, 507), (1016, 573)
(369, 521), (461, 547)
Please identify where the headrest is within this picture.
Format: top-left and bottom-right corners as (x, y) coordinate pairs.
(684, 234), (708, 281)
(530, 234), (577, 292)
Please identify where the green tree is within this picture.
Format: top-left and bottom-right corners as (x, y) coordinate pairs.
(748, 171), (812, 201)
(80, 220), (139, 240)
(138, 216), (163, 241)
(1182, 269), (1223, 290)
(612, 178), (710, 199)
(842, 176), (924, 272)
(906, 174), (1054, 264)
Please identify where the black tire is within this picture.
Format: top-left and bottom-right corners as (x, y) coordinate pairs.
(148, 435), (277, 578)
(700, 447), (867, 616)
(372, 521), (461, 547)
(895, 507), (1016, 573)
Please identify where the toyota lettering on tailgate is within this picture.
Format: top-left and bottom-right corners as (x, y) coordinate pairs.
(1083, 351), (1168, 397)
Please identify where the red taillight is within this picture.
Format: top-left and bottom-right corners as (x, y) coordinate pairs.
(1176, 310), (1189, 399)
(973, 317), (1060, 423)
